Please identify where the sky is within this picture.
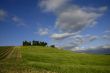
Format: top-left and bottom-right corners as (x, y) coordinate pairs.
(0, 0), (110, 51)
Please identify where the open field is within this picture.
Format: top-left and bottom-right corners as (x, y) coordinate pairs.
(0, 46), (110, 73)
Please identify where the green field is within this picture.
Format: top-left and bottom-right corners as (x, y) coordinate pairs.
(0, 46), (110, 73)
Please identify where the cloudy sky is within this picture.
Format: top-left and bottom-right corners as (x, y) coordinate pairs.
(0, 0), (110, 50)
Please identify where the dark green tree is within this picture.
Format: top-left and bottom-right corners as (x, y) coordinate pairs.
(23, 40), (48, 47)
(50, 45), (55, 48)
(23, 41), (31, 46)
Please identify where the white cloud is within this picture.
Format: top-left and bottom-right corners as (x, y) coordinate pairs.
(72, 35), (97, 45)
(12, 16), (26, 26)
(39, 0), (107, 33)
(87, 45), (110, 50)
(102, 35), (110, 39)
(0, 9), (26, 26)
(39, 0), (69, 12)
(39, 0), (107, 36)
(37, 28), (49, 36)
(12, 16), (20, 22)
(86, 35), (97, 42)
(102, 30), (110, 40)
(55, 6), (106, 33)
(50, 32), (77, 40)
(39, 0), (108, 51)
(104, 30), (110, 34)
(89, 21), (98, 27)
(70, 47), (81, 51)
(0, 9), (7, 21)
(99, 6), (108, 12)
(60, 35), (98, 50)
(0, 9), (27, 27)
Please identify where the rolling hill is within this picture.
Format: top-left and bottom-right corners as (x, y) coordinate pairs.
(0, 46), (110, 73)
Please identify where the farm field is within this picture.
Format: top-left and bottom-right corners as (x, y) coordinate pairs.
(0, 46), (110, 73)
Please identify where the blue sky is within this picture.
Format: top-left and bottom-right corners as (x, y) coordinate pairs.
(0, 0), (110, 50)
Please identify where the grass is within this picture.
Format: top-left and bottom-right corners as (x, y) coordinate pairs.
(0, 46), (110, 73)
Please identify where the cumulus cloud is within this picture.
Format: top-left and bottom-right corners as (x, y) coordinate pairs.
(12, 16), (20, 22)
(86, 35), (97, 42)
(102, 35), (110, 39)
(12, 16), (26, 26)
(0, 9), (26, 27)
(37, 28), (49, 36)
(39, 0), (69, 12)
(62, 35), (97, 50)
(55, 6), (107, 33)
(74, 35), (97, 44)
(87, 45), (110, 50)
(0, 9), (7, 21)
(104, 30), (110, 34)
(39, 0), (107, 33)
(101, 30), (110, 40)
(39, 0), (108, 51)
(39, 0), (107, 35)
(62, 39), (83, 50)
(99, 6), (108, 12)
(50, 32), (77, 40)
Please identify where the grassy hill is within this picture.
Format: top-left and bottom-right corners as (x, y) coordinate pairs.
(0, 46), (110, 73)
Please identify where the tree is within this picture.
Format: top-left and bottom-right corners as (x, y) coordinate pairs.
(23, 41), (28, 46)
(28, 41), (31, 46)
(50, 45), (55, 48)
(32, 40), (36, 46)
(23, 40), (48, 47)
(23, 41), (31, 46)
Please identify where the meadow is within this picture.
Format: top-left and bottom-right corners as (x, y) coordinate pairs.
(0, 46), (110, 73)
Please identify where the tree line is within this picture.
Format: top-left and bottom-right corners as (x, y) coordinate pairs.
(22, 40), (55, 47)
(23, 40), (47, 46)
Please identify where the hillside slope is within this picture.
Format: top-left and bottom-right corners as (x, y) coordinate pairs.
(0, 46), (110, 73)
